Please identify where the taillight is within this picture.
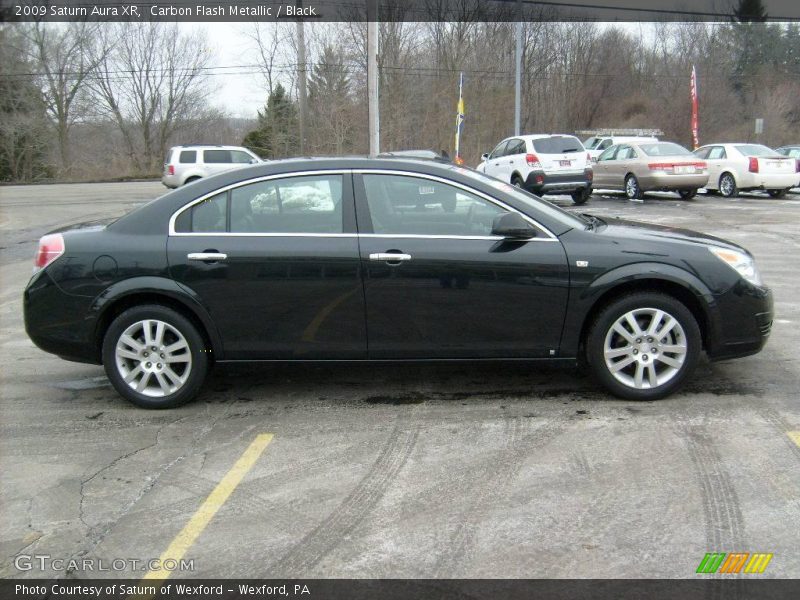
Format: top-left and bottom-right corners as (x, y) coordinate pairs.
(34, 233), (65, 272)
(648, 163), (674, 173)
(748, 157), (759, 173)
(526, 153), (541, 168)
(168, 164), (175, 175)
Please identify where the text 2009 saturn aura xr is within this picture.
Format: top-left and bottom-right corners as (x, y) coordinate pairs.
(24, 158), (772, 408)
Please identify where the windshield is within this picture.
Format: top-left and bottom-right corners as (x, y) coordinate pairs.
(639, 142), (691, 157)
(735, 144), (781, 158)
(532, 136), (584, 154)
(449, 166), (587, 229)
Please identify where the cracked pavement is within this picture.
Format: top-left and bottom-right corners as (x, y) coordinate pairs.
(1, 182), (799, 579)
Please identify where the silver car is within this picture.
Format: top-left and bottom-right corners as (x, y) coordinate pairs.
(162, 145), (262, 188)
(593, 141), (709, 200)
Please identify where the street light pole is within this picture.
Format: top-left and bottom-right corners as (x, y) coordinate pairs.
(367, 1), (380, 157)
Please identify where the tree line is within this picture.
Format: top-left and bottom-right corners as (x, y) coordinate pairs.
(1, 1), (799, 182)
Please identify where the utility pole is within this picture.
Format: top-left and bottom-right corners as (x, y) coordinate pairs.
(367, 0), (380, 157)
(296, 15), (308, 155)
(514, 3), (522, 136)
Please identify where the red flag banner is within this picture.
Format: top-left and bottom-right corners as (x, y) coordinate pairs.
(690, 66), (699, 150)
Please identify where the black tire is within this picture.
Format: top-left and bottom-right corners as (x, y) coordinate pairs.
(718, 173), (737, 198)
(585, 292), (701, 401)
(511, 174), (525, 189)
(704, 188), (718, 196)
(183, 176), (201, 186)
(678, 189), (697, 200)
(102, 304), (209, 408)
(571, 187), (591, 205)
(624, 174), (643, 200)
(767, 189), (787, 198)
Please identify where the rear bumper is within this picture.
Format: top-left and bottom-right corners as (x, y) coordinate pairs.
(524, 170), (593, 195)
(738, 172), (799, 190)
(24, 270), (99, 364)
(706, 282), (772, 361)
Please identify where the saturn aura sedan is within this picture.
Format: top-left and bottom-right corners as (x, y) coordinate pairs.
(24, 158), (772, 408)
(593, 141), (709, 200)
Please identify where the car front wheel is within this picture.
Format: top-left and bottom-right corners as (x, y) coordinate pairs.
(586, 292), (701, 400)
(625, 175), (643, 200)
(102, 305), (209, 408)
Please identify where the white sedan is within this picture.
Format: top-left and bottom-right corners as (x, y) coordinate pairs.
(693, 143), (798, 198)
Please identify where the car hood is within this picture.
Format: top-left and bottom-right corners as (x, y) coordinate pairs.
(593, 216), (747, 253)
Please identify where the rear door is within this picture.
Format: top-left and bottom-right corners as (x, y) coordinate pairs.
(202, 149), (233, 177)
(353, 171), (570, 359)
(167, 171), (367, 359)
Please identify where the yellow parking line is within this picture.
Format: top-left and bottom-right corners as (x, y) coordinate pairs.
(141, 433), (274, 581)
(788, 432), (800, 447)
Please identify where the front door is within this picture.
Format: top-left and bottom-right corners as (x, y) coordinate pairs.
(354, 172), (570, 359)
(167, 172), (367, 359)
(592, 146), (619, 188)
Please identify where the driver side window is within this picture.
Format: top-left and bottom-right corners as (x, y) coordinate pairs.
(490, 141), (509, 160)
(362, 174), (507, 237)
(597, 146), (617, 162)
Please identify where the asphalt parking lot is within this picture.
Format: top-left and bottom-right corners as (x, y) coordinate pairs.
(0, 181), (798, 580)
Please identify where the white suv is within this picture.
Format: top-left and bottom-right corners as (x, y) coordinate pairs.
(477, 134), (593, 204)
(162, 145), (262, 188)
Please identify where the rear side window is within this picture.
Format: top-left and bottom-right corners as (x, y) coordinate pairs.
(505, 139), (526, 156)
(179, 150), (197, 164)
(532, 136), (583, 154)
(203, 149), (232, 163)
(174, 175), (344, 234)
(174, 192), (227, 233)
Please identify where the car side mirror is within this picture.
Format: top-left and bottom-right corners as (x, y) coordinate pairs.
(491, 212), (537, 239)
(481, 153), (490, 161)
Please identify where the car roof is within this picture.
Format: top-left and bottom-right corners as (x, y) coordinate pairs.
(171, 145), (252, 150)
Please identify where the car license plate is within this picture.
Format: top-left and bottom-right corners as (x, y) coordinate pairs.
(559, 160), (571, 167)
(675, 165), (692, 174)
(767, 161), (783, 169)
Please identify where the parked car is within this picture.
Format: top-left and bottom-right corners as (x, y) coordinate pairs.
(593, 141), (709, 200)
(25, 158), (772, 408)
(693, 144), (798, 198)
(162, 145), (262, 188)
(776, 146), (800, 187)
(476, 134), (593, 204)
(583, 135), (659, 162)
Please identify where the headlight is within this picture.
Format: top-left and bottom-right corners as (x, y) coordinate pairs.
(708, 246), (762, 286)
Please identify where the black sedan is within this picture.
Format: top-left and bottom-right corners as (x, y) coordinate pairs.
(24, 158), (773, 408)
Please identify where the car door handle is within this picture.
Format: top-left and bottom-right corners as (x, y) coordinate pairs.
(188, 252), (227, 262)
(369, 253), (412, 262)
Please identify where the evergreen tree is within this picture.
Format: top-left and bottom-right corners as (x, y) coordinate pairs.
(242, 83), (299, 159)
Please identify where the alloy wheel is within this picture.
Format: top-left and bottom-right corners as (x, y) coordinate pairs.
(115, 319), (192, 397)
(625, 176), (639, 199)
(719, 175), (735, 197)
(603, 308), (687, 390)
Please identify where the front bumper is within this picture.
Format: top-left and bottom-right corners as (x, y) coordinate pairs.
(706, 281), (772, 361)
(524, 170), (593, 195)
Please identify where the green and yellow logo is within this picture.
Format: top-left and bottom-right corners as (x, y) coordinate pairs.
(696, 552), (773, 574)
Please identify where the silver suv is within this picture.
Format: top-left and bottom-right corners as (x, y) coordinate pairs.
(162, 145), (262, 188)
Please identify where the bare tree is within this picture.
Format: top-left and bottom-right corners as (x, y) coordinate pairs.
(91, 23), (212, 173)
(22, 22), (104, 174)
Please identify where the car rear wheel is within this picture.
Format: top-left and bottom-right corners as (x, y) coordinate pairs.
(586, 292), (701, 400)
(625, 175), (643, 200)
(511, 175), (524, 189)
(102, 305), (209, 408)
(183, 176), (201, 186)
(719, 173), (737, 198)
(767, 189), (787, 198)
(571, 188), (591, 205)
(678, 189), (697, 200)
